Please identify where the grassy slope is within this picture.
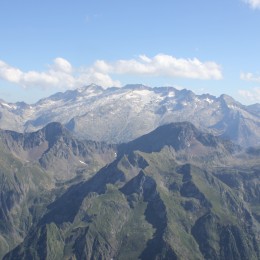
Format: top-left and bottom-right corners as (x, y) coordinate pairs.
(3, 146), (260, 259)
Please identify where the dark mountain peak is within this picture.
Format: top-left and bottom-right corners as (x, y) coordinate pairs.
(120, 170), (157, 202)
(118, 121), (234, 158)
(40, 121), (68, 140)
(3, 122), (71, 153)
(158, 121), (199, 136)
(31, 122), (77, 151)
(0, 121), (117, 180)
(118, 122), (196, 153)
(41, 121), (64, 134)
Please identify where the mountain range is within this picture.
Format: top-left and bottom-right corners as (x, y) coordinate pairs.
(0, 85), (259, 259)
(0, 84), (259, 147)
(0, 121), (259, 259)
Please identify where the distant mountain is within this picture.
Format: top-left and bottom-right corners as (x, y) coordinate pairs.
(0, 84), (259, 147)
(247, 103), (260, 116)
(2, 122), (260, 259)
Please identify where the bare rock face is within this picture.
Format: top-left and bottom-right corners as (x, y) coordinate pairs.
(0, 84), (259, 147)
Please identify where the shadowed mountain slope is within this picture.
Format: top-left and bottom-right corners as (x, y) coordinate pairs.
(0, 122), (116, 258)
(2, 122), (259, 259)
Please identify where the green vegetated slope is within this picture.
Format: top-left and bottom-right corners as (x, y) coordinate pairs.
(0, 122), (116, 259)
(1, 122), (260, 259)
(0, 145), (52, 259)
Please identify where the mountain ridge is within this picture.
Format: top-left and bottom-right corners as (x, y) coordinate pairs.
(0, 121), (118, 259)
(0, 84), (259, 147)
(1, 121), (259, 259)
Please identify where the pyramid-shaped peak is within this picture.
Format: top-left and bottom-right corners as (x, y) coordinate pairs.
(119, 122), (215, 153)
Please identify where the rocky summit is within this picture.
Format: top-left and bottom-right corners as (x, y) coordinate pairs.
(0, 84), (259, 147)
(0, 122), (259, 259)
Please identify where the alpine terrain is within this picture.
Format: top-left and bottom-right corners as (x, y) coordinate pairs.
(0, 122), (259, 259)
(0, 84), (259, 147)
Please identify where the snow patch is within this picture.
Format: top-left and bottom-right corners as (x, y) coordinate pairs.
(228, 104), (236, 109)
(204, 98), (213, 104)
(79, 160), (87, 165)
(168, 91), (175, 98)
(1, 102), (16, 109)
(133, 89), (151, 96)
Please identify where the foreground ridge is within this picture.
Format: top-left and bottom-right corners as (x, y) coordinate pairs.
(0, 122), (259, 259)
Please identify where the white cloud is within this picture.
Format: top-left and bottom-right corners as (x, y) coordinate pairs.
(77, 68), (121, 88)
(240, 72), (260, 82)
(243, 0), (260, 9)
(94, 54), (223, 80)
(0, 58), (119, 90)
(0, 60), (23, 82)
(0, 54), (222, 91)
(238, 87), (260, 102)
(52, 57), (72, 73)
(240, 72), (260, 102)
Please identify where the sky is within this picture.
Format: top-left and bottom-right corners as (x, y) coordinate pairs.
(0, 0), (260, 105)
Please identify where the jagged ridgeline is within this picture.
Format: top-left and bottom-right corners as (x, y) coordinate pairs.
(1, 122), (260, 259)
(0, 84), (260, 147)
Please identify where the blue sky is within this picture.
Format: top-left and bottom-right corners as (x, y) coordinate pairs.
(0, 0), (260, 104)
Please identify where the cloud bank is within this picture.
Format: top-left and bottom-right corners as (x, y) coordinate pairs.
(0, 54), (222, 90)
(94, 54), (223, 80)
(0, 58), (121, 89)
(240, 72), (260, 102)
(244, 0), (260, 9)
(240, 72), (260, 82)
(239, 87), (260, 102)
